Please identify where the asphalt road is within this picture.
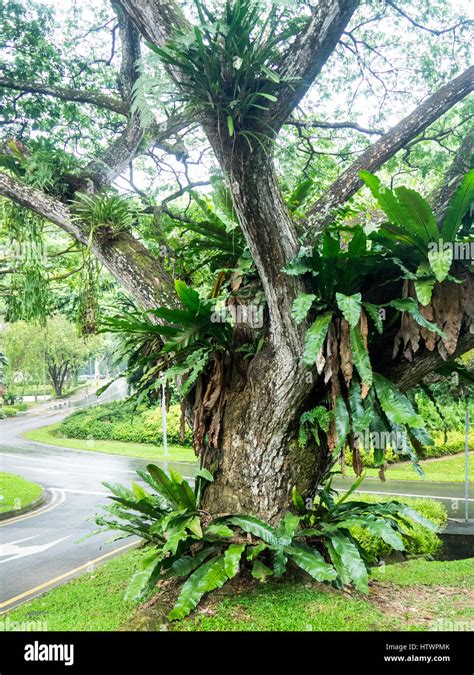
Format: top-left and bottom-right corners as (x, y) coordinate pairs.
(0, 410), (471, 612)
(0, 411), (196, 613)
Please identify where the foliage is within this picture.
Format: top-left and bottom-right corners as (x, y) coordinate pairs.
(100, 279), (232, 404)
(0, 315), (100, 397)
(59, 401), (192, 446)
(287, 171), (473, 475)
(152, 0), (303, 148)
(95, 469), (438, 619)
(348, 494), (447, 562)
(71, 192), (136, 239)
(361, 169), (474, 293)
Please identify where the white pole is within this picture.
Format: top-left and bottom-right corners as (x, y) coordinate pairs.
(162, 383), (168, 458)
(465, 402), (470, 523)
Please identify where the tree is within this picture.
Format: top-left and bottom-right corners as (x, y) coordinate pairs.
(1, 316), (99, 396)
(0, 0), (472, 521)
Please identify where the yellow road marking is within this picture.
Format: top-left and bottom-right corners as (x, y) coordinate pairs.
(0, 541), (137, 612)
(0, 489), (64, 527)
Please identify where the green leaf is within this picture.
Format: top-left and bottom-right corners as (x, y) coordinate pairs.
(174, 279), (202, 313)
(251, 559), (273, 582)
(146, 464), (182, 508)
(287, 178), (313, 212)
(226, 115), (234, 137)
(292, 293), (316, 324)
(337, 516), (405, 551)
(363, 302), (383, 334)
(326, 531), (368, 593)
(284, 544), (337, 582)
(246, 542), (267, 561)
(204, 523), (234, 539)
(131, 481), (149, 500)
(125, 550), (162, 601)
(373, 373), (423, 427)
(349, 326), (372, 390)
(303, 312), (333, 366)
(336, 292), (362, 329)
(360, 171), (420, 242)
(441, 170), (474, 242)
(195, 468), (214, 483)
(291, 486), (306, 513)
(414, 264), (436, 306)
(399, 505), (438, 532)
(428, 246), (453, 283)
(224, 543), (245, 577)
(227, 515), (281, 546)
(394, 186), (438, 244)
(276, 512), (301, 541)
(168, 555), (227, 620)
(164, 547), (215, 579)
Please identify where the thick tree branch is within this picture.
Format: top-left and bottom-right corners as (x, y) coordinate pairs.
(0, 77), (127, 115)
(269, 0), (360, 130)
(305, 66), (474, 233)
(112, 0), (142, 105)
(85, 112), (189, 187)
(388, 329), (474, 392)
(116, 0), (189, 55)
(0, 172), (174, 310)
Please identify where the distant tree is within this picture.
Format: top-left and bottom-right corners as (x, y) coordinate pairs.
(1, 316), (100, 396)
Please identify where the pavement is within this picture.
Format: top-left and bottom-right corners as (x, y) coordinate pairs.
(0, 409), (196, 613)
(0, 402), (472, 612)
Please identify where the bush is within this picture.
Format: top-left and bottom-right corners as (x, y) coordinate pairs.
(1, 406), (19, 417)
(59, 401), (192, 446)
(349, 494), (447, 562)
(415, 392), (473, 433)
(344, 430), (473, 468)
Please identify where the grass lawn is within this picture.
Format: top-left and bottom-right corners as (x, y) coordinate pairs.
(5, 546), (473, 632)
(347, 452), (473, 483)
(23, 423), (197, 463)
(0, 472), (43, 513)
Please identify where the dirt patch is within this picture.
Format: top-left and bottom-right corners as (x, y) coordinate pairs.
(369, 582), (474, 628)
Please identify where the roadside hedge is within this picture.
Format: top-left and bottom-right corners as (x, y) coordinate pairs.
(349, 494), (447, 562)
(59, 401), (193, 446)
(0, 403), (28, 418)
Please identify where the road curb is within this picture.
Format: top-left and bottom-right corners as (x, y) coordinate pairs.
(0, 488), (48, 521)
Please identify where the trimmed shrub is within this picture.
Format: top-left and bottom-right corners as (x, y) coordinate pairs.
(349, 494), (447, 562)
(1, 406), (19, 417)
(59, 401), (192, 446)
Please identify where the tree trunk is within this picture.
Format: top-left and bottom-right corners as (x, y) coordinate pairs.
(200, 348), (329, 523)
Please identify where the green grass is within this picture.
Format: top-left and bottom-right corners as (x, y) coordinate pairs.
(0, 472), (43, 513)
(371, 557), (474, 588)
(6, 548), (472, 632)
(4, 549), (146, 631)
(349, 452), (473, 483)
(23, 423), (197, 463)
